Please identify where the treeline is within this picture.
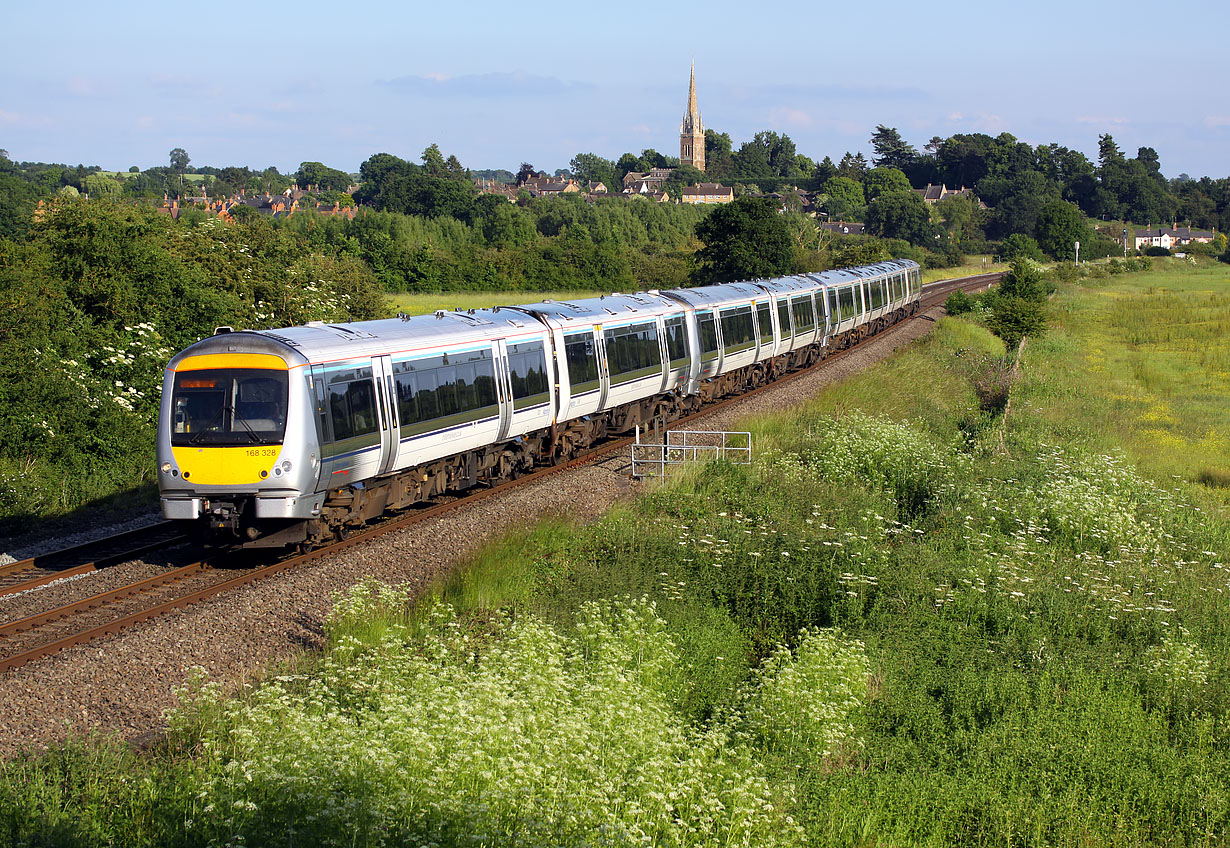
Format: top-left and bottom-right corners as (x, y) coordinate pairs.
(805, 128), (1230, 260)
(559, 127), (1230, 261)
(0, 200), (385, 523)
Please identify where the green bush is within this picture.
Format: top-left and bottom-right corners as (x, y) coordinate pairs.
(994, 233), (1043, 263)
(1144, 245), (1171, 257)
(945, 290), (975, 314)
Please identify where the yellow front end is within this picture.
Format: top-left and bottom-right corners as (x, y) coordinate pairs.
(169, 444), (284, 487)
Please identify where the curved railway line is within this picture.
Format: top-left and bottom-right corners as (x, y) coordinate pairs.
(0, 272), (997, 674)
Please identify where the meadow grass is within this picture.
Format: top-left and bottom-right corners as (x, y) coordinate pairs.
(386, 289), (606, 316)
(2, 262), (1228, 847)
(1021, 259), (1230, 510)
(922, 256), (1005, 284)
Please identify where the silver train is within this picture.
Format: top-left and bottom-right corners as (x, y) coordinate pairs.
(157, 259), (922, 548)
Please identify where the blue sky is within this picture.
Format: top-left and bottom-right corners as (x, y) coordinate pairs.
(3, 0), (1226, 179)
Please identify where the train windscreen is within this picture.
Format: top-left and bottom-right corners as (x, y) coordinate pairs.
(170, 368), (289, 446)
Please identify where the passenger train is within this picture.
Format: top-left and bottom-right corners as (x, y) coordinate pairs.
(157, 259), (922, 548)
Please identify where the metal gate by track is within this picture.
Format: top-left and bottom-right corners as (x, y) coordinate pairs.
(630, 428), (752, 479)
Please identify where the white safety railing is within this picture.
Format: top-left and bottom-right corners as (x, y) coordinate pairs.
(630, 428), (752, 479)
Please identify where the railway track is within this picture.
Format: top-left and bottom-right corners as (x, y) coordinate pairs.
(0, 521), (189, 599)
(0, 272), (997, 674)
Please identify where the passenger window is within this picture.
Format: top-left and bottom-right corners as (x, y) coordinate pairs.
(757, 302), (773, 344)
(777, 300), (791, 338)
(791, 295), (815, 332)
(507, 341), (550, 410)
(720, 305), (755, 352)
(328, 366), (377, 445)
(604, 321), (662, 384)
(393, 349), (498, 436)
(564, 332), (600, 393)
(696, 312), (719, 361)
(664, 316), (689, 369)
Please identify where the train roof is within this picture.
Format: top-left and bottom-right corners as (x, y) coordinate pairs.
(168, 309), (550, 369)
(166, 258), (923, 369)
(657, 281), (767, 309)
(508, 291), (682, 326)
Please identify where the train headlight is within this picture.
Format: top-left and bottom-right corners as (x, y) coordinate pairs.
(281, 460), (292, 473)
(160, 462), (173, 474)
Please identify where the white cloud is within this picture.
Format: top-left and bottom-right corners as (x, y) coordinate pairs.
(65, 76), (111, 97)
(0, 109), (53, 128)
(769, 107), (814, 128)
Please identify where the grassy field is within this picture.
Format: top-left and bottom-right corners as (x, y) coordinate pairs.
(386, 289), (607, 316)
(3, 261), (1227, 846)
(921, 255), (1005, 283)
(1029, 260), (1230, 501)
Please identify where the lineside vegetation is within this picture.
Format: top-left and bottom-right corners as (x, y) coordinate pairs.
(2, 258), (1226, 846)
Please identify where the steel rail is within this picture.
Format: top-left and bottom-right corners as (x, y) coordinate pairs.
(0, 521), (188, 599)
(0, 562), (210, 641)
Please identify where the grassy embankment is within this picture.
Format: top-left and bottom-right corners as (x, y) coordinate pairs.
(2, 261), (1227, 846)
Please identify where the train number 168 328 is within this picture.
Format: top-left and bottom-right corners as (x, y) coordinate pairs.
(246, 448), (279, 457)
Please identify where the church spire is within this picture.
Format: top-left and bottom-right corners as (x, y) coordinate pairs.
(680, 61), (705, 171)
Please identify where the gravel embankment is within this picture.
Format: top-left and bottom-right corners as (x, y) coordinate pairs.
(0, 306), (946, 758)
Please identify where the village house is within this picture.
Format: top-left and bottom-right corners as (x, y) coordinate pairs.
(1133, 225), (1215, 251)
(680, 183), (734, 204)
(622, 168), (674, 192)
(914, 184), (985, 208)
(475, 178), (519, 202)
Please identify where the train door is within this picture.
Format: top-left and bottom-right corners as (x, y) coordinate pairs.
(776, 295), (793, 353)
(372, 354), (399, 475)
(493, 340), (514, 441)
(593, 325), (611, 411)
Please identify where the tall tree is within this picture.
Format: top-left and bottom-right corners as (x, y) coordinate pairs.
(663, 164), (704, 199)
(865, 190), (935, 245)
(516, 162), (540, 185)
(1098, 134), (1124, 166)
(819, 176), (865, 221)
(694, 196), (794, 283)
(703, 129), (735, 179)
(837, 152), (868, 182)
(813, 156), (838, 184)
(936, 133), (996, 188)
(421, 144), (448, 177)
(569, 153), (617, 190)
(863, 167), (912, 202)
(295, 161), (351, 192)
(169, 147), (190, 173)
(1034, 199), (1091, 260)
(870, 125), (917, 171)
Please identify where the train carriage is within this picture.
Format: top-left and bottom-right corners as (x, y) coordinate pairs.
(158, 258), (923, 548)
(507, 290), (693, 438)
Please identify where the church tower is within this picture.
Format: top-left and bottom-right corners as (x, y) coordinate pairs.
(680, 62), (705, 172)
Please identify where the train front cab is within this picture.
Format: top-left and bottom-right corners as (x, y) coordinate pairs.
(158, 336), (324, 545)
